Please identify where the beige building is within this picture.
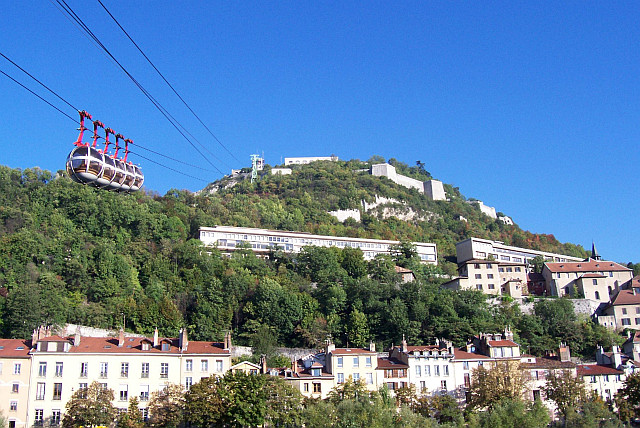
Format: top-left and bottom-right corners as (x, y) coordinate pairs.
(520, 345), (577, 415)
(455, 237), (583, 265)
(325, 342), (378, 393)
(543, 258), (633, 302)
(442, 260), (527, 298)
(0, 339), (31, 428)
(26, 328), (231, 426)
(602, 289), (640, 329)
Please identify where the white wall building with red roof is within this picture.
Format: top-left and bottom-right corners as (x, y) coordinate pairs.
(25, 328), (231, 427)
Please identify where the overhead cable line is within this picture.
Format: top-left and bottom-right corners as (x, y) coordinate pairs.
(0, 54), (217, 178)
(96, 0), (241, 164)
(0, 69), (77, 123)
(0, 52), (79, 112)
(52, 0), (225, 175)
(128, 151), (208, 182)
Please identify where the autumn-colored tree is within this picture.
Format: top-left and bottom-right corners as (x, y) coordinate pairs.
(62, 381), (116, 428)
(541, 369), (587, 419)
(148, 383), (185, 428)
(467, 360), (529, 410)
(328, 376), (369, 404)
(394, 384), (417, 408)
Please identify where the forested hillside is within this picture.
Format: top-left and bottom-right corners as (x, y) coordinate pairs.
(0, 161), (617, 359)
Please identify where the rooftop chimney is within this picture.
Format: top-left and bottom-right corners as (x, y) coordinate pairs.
(223, 331), (232, 351)
(260, 355), (267, 374)
(612, 345), (623, 369)
(153, 327), (159, 347)
(73, 331), (81, 347)
(369, 341), (376, 353)
(179, 328), (189, 351)
(559, 342), (571, 362)
(401, 334), (408, 353)
(325, 337), (335, 355)
(292, 359), (298, 373)
(118, 328), (125, 347)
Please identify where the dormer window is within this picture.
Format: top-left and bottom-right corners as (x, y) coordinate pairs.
(312, 368), (321, 376)
(162, 343), (170, 351)
(142, 343), (150, 351)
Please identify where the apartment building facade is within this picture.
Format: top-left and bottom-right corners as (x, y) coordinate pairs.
(25, 329), (231, 426)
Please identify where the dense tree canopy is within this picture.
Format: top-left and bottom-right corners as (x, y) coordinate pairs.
(0, 164), (608, 358)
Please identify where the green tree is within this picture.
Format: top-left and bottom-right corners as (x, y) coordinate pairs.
(62, 381), (117, 428)
(529, 255), (546, 274)
(185, 371), (302, 427)
(345, 309), (370, 348)
(116, 397), (144, 428)
(470, 398), (550, 428)
(614, 371), (640, 422)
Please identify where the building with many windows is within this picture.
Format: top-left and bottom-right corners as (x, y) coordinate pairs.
(442, 260), (527, 298)
(25, 328), (231, 427)
(199, 226), (438, 263)
(455, 237), (583, 265)
(542, 258), (633, 301)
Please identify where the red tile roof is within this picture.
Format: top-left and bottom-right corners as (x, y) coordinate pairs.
(520, 356), (576, 369)
(453, 348), (489, 360)
(545, 259), (630, 273)
(611, 290), (640, 306)
(488, 340), (519, 347)
(577, 364), (623, 376)
(376, 357), (409, 369)
(331, 348), (376, 355)
(579, 273), (606, 279)
(38, 335), (68, 342)
(35, 336), (229, 355)
(395, 266), (414, 274)
(0, 339), (31, 358)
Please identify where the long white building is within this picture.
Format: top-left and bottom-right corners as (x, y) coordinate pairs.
(456, 237), (583, 265)
(199, 226), (437, 263)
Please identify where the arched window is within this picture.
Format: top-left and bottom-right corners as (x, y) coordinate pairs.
(595, 291), (600, 300)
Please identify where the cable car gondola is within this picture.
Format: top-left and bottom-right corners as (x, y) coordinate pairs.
(65, 110), (143, 192)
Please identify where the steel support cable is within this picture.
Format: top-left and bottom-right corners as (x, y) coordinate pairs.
(96, 0), (240, 164)
(127, 151), (208, 182)
(53, 0), (225, 175)
(0, 59), (216, 176)
(0, 69), (77, 123)
(0, 52), (79, 112)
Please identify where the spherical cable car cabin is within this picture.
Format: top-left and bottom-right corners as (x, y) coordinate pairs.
(66, 111), (143, 192)
(65, 111), (105, 186)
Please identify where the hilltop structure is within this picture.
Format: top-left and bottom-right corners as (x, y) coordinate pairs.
(370, 163), (446, 201)
(284, 156), (338, 165)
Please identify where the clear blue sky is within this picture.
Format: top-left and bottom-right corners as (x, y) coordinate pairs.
(1, 1), (639, 263)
